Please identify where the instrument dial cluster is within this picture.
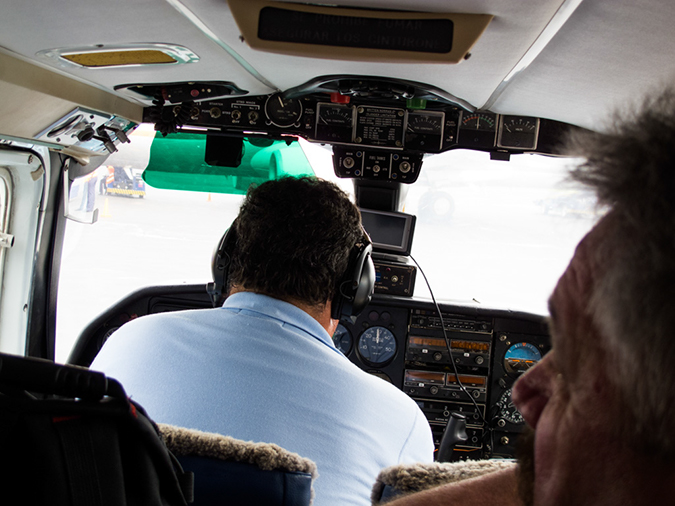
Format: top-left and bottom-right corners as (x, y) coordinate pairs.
(149, 92), (558, 156)
(335, 303), (550, 460)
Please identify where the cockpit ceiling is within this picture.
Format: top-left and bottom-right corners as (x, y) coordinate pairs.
(1, 0), (675, 131)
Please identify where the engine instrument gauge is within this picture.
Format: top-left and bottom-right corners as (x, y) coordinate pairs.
(405, 111), (445, 151)
(357, 326), (397, 366)
(315, 103), (354, 143)
(332, 323), (353, 355)
(458, 111), (497, 148)
(497, 388), (524, 425)
(407, 111), (444, 134)
(504, 342), (542, 374)
(264, 92), (303, 128)
(498, 115), (539, 149)
(460, 112), (496, 131)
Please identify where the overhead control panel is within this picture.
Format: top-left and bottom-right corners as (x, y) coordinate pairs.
(143, 85), (579, 158)
(333, 146), (422, 183)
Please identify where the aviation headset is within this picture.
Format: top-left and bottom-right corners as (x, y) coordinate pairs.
(209, 220), (375, 321)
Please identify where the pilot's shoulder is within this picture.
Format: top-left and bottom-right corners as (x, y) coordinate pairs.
(353, 367), (422, 411)
(101, 307), (221, 348)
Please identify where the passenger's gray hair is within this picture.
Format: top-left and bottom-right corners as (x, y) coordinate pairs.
(565, 88), (675, 457)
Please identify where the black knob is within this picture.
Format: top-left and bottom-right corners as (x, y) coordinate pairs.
(437, 412), (468, 462)
(77, 125), (96, 142)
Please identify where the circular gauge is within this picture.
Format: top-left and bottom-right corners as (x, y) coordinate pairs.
(332, 323), (353, 355)
(357, 326), (397, 366)
(461, 112), (496, 131)
(264, 92), (303, 128)
(497, 388), (524, 425)
(504, 342), (542, 374)
(367, 371), (393, 383)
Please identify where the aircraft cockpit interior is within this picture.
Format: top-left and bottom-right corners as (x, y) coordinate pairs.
(2, 0), (675, 502)
(62, 76), (568, 461)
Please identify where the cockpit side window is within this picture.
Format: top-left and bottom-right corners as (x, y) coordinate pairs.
(0, 150), (45, 356)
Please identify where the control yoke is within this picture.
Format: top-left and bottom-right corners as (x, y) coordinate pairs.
(437, 412), (468, 462)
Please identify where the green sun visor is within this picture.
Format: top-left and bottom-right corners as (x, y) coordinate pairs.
(143, 133), (315, 194)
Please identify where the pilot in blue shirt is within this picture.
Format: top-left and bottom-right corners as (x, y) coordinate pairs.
(91, 177), (434, 505)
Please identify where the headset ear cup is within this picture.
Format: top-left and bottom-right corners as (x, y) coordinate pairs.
(331, 242), (375, 321)
(352, 252), (375, 316)
(211, 224), (238, 300)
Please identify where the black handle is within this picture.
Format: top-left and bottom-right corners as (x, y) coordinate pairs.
(0, 352), (124, 400)
(437, 412), (468, 462)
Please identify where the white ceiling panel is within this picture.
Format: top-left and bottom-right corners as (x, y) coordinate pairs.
(487, 0), (675, 129)
(181, 0), (568, 107)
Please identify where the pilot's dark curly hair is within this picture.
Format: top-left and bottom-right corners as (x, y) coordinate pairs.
(228, 176), (363, 308)
(565, 87), (675, 457)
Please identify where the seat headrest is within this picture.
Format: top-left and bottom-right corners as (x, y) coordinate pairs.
(158, 424), (317, 477)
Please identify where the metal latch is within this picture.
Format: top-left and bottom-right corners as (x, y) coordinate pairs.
(0, 232), (14, 249)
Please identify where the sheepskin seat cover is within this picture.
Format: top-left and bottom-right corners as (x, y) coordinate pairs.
(371, 459), (516, 504)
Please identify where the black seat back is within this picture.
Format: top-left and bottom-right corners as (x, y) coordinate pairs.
(0, 352), (192, 506)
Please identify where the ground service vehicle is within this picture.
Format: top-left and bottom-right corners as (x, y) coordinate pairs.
(100, 165), (146, 198)
(1, 0), (674, 493)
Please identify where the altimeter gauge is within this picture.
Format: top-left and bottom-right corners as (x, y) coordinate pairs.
(497, 388), (524, 425)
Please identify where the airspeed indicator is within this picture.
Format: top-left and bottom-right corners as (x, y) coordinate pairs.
(357, 326), (397, 366)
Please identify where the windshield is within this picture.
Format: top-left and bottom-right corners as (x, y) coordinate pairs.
(406, 150), (601, 312)
(56, 127), (601, 362)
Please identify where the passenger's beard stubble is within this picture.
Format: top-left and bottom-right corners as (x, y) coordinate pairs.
(516, 425), (536, 506)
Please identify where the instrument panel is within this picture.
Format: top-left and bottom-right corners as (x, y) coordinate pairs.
(333, 298), (550, 461)
(143, 92), (568, 157)
(71, 285), (549, 462)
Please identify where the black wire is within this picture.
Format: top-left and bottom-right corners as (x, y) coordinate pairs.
(410, 256), (490, 431)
